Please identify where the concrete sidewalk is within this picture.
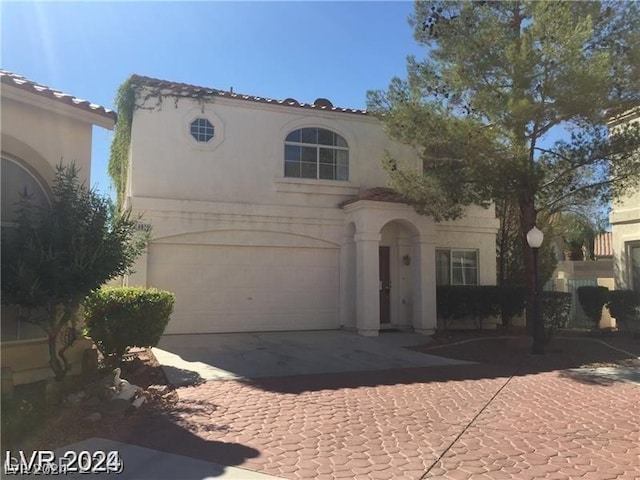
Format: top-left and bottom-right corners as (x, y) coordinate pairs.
(152, 330), (471, 385)
(54, 438), (284, 479)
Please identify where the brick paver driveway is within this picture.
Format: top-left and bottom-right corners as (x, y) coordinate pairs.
(110, 335), (640, 480)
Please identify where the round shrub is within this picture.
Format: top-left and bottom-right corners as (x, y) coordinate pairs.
(84, 287), (175, 364)
(577, 285), (610, 329)
(498, 285), (527, 326)
(607, 290), (640, 332)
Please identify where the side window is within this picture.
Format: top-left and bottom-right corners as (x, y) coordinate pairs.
(284, 128), (349, 181)
(436, 249), (479, 286)
(629, 243), (640, 293)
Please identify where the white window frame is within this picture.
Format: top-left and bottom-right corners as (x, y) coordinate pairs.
(627, 241), (640, 293)
(190, 117), (215, 143)
(436, 249), (479, 286)
(284, 128), (349, 181)
(182, 109), (225, 151)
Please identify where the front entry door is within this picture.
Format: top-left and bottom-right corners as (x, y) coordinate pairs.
(379, 246), (391, 324)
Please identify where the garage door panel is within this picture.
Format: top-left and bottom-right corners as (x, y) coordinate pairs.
(148, 244), (340, 334)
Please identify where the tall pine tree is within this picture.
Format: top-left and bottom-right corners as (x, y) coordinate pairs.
(368, 1), (640, 352)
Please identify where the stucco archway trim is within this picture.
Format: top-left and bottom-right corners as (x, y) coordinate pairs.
(341, 199), (437, 336)
(1, 134), (57, 188)
(153, 228), (340, 249)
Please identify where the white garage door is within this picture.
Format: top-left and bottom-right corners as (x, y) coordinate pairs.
(148, 244), (340, 334)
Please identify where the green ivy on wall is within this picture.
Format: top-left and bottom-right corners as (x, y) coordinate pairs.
(108, 78), (137, 209)
(108, 76), (218, 209)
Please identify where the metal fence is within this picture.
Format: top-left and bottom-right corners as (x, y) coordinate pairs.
(566, 278), (598, 329)
(543, 277), (598, 329)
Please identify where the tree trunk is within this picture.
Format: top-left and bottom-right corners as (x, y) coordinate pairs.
(519, 197), (537, 335)
(47, 332), (65, 382)
(519, 194), (547, 354)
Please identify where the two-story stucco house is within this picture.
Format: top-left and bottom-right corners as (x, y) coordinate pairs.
(121, 75), (499, 337)
(609, 107), (640, 293)
(1, 69), (116, 386)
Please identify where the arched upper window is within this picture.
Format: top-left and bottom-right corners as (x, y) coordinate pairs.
(284, 127), (349, 181)
(1, 157), (50, 226)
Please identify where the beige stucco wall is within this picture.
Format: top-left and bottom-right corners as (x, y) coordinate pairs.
(553, 260), (614, 282)
(127, 91), (420, 207)
(1, 94), (94, 185)
(435, 211), (498, 286)
(126, 90), (499, 334)
(611, 194), (640, 290)
(609, 108), (640, 291)
(1, 337), (93, 387)
(1, 80), (114, 387)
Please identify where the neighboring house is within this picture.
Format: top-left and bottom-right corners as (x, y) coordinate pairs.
(593, 232), (613, 262)
(121, 75), (499, 336)
(0, 70), (116, 386)
(609, 107), (640, 294)
(547, 232), (615, 329)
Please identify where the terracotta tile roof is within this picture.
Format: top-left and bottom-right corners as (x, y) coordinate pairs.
(130, 74), (369, 116)
(593, 232), (613, 258)
(339, 187), (406, 207)
(0, 69), (117, 123)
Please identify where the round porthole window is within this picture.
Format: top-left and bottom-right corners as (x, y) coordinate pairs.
(190, 118), (214, 143)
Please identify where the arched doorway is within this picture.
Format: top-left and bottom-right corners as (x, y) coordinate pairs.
(379, 219), (419, 328)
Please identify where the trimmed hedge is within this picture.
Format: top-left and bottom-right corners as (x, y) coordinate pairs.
(436, 285), (525, 329)
(436, 286), (498, 322)
(497, 285), (527, 326)
(577, 286), (610, 329)
(437, 285), (568, 335)
(84, 287), (175, 364)
(608, 290), (640, 332)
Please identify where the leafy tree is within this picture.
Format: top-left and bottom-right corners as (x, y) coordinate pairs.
(1, 164), (148, 381)
(497, 198), (606, 298)
(553, 211), (602, 260)
(368, 0), (640, 353)
(496, 197), (557, 288)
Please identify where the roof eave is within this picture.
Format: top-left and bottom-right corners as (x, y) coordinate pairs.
(2, 83), (116, 129)
(130, 74), (369, 117)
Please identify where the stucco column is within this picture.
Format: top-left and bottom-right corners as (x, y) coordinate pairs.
(413, 237), (437, 335)
(355, 232), (381, 336)
(339, 234), (356, 330)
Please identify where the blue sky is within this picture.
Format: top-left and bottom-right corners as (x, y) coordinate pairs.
(1, 1), (422, 197)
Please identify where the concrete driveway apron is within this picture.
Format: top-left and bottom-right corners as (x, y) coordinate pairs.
(153, 330), (470, 384)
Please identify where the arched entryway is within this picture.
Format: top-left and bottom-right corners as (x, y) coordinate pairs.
(1, 155), (52, 341)
(341, 197), (438, 336)
(379, 219), (419, 329)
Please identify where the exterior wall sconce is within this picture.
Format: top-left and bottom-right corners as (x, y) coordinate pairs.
(402, 254), (411, 266)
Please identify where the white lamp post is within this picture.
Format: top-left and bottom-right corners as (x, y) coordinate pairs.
(527, 226), (545, 354)
(526, 226), (544, 249)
